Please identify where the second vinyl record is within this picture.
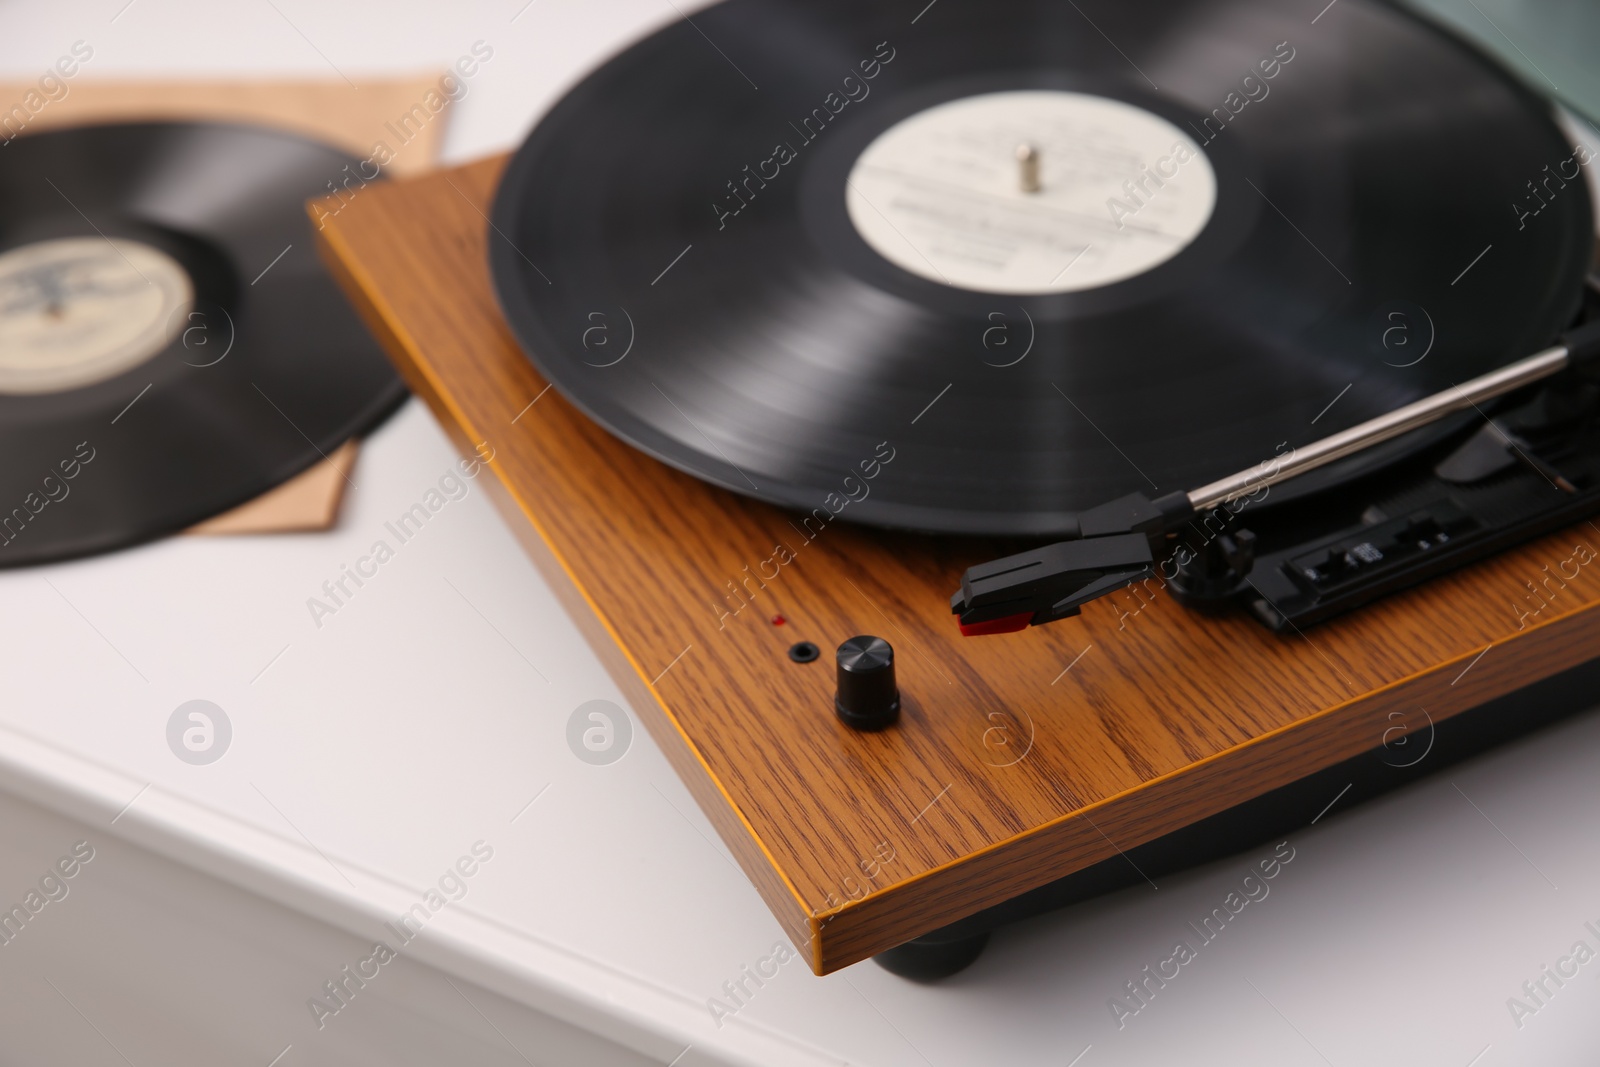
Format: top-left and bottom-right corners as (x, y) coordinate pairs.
(491, 0), (1594, 536)
(0, 121), (407, 566)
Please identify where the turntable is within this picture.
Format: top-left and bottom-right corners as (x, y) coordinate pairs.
(314, 0), (1600, 976)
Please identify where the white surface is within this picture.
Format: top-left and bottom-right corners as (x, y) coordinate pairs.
(0, 2), (1598, 1065)
(0, 788), (658, 1067)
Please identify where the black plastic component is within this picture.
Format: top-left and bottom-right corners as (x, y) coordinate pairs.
(1435, 422), (1521, 483)
(787, 641), (820, 663)
(1271, 500), (1481, 607)
(1169, 528), (1257, 605)
(1561, 316), (1600, 372)
(873, 932), (991, 982)
(1077, 491), (1195, 538)
(953, 532), (1156, 630)
(834, 636), (899, 731)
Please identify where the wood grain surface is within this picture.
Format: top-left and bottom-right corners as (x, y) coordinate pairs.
(315, 155), (1600, 974)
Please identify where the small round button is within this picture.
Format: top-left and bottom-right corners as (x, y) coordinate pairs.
(835, 635), (899, 731)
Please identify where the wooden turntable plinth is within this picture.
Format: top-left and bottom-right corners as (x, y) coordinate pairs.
(315, 156), (1600, 974)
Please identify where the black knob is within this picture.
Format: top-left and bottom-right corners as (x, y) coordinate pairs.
(835, 635), (899, 731)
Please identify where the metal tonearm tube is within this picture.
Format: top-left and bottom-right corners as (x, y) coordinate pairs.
(1187, 343), (1574, 511)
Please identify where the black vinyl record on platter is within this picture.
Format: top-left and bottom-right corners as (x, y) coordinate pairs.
(0, 121), (407, 566)
(491, 0), (1593, 536)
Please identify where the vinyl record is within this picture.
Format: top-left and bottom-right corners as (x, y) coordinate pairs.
(491, 0), (1594, 536)
(0, 121), (407, 566)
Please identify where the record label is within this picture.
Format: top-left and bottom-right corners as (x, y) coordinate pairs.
(844, 90), (1216, 294)
(0, 236), (192, 394)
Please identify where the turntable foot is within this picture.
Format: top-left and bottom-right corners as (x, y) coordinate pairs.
(873, 931), (990, 981)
